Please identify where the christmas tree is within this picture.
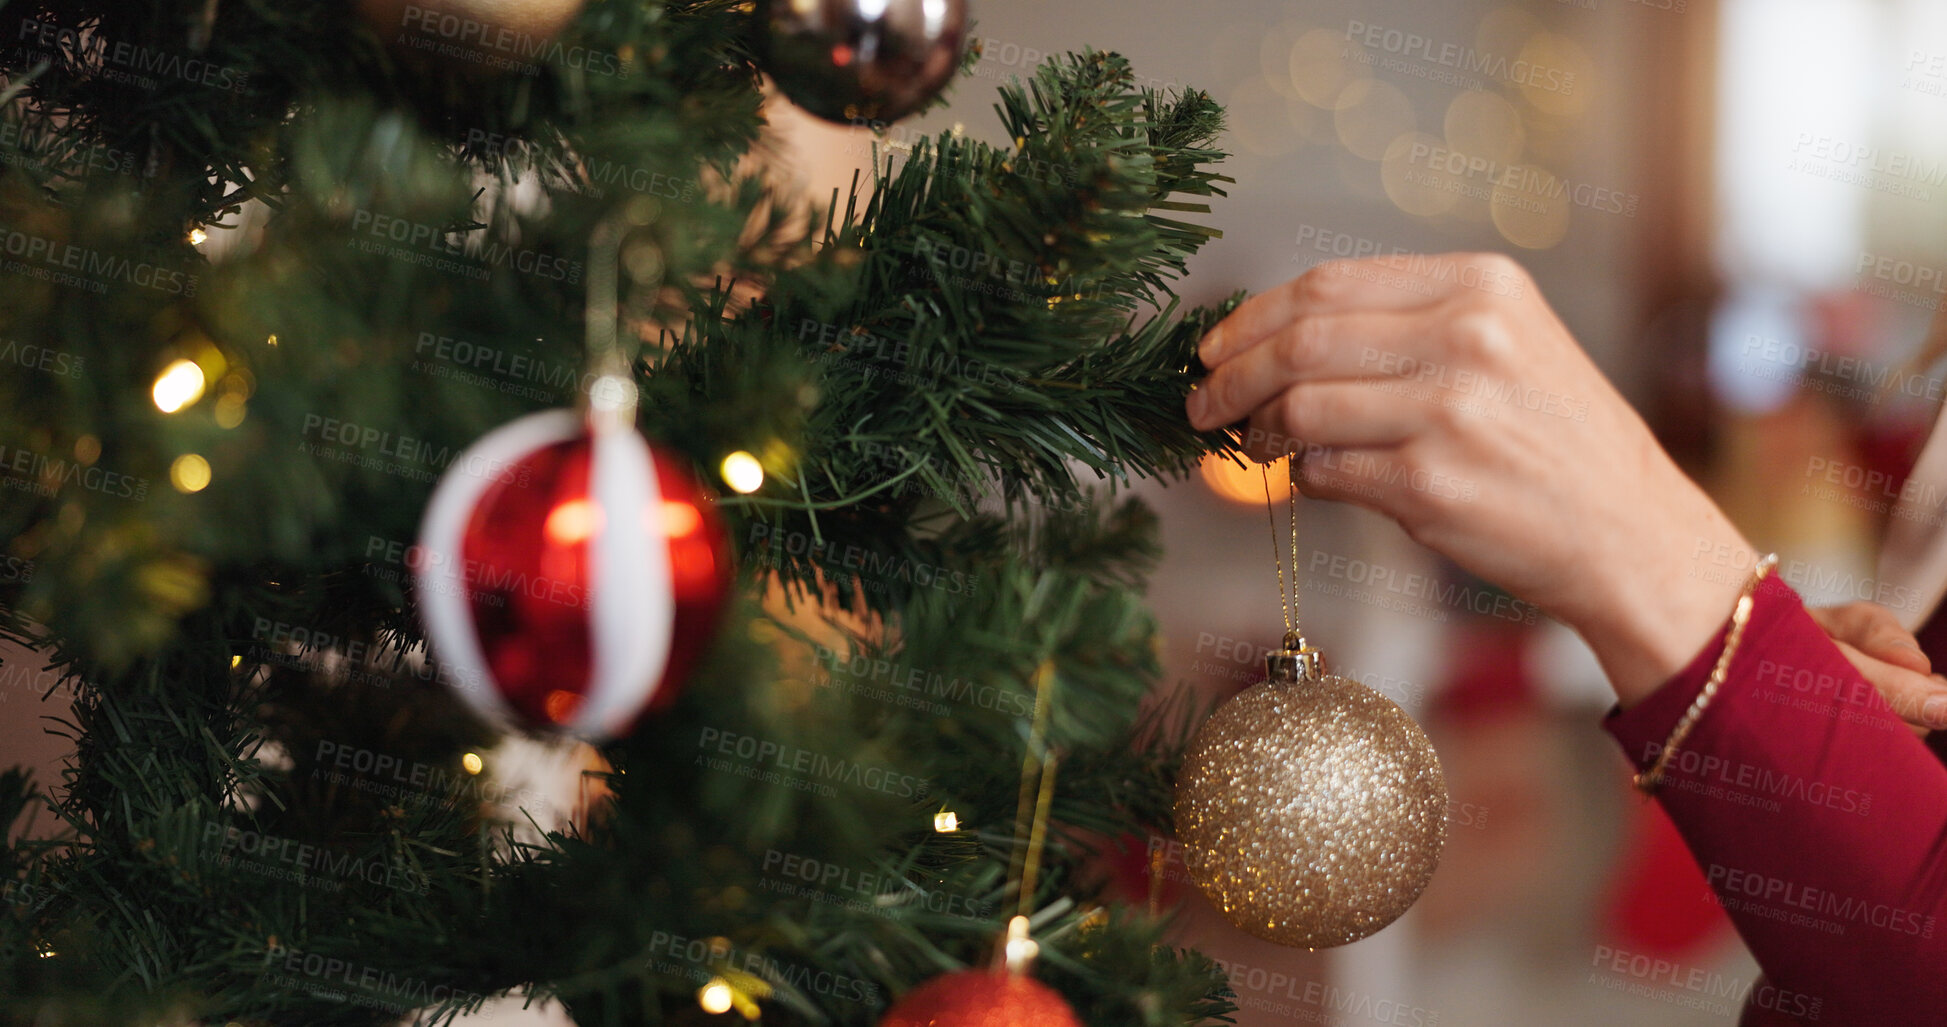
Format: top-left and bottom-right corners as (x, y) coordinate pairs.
(0, 1), (1243, 1023)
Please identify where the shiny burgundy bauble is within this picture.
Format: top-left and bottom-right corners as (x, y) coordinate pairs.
(755, 0), (969, 124)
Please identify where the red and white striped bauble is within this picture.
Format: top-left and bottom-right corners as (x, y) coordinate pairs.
(414, 409), (732, 738)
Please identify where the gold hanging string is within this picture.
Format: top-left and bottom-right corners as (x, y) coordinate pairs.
(1019, 751), (1059, 916)
(1007, 660), (1058, 914)
(1288, 453), (1301, 638)
(1262, 464), (1290, 635)
(997, 659), (1060, 971)
(1262, 456), (1304, 641)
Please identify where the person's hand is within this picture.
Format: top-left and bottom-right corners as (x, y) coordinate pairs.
(1809, 602), (1947, 734)
(1185, 253), (1756, 705)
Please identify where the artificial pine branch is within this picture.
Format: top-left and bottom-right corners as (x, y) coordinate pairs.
(0, 3), (1247, 1024)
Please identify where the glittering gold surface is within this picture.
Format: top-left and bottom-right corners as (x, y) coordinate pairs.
(1174, 672), (1448, 948)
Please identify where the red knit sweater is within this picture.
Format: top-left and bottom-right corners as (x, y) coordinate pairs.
(1603, 574), (1947, 1024)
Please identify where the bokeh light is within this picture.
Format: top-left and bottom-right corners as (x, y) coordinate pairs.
(1201, 453), (1291, 505)
(1334, 79), (1416, 160)
(1491, 165), (1573, 249)
(721, 451), (765, 494)
(1516, 32), (1594, 118)
(214, 394), (247, 429)
(1289, 28), (1371, 108)
(658, 499), (702, 538)
(1258, 22), (1306, 99)
(169, 454), (211, 493)
(697, 978), (734, 1015)
(1381, 132), (1464, 218)
(152, 360), (206, 413)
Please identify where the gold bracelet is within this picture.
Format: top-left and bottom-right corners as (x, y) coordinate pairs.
(1634, 552), (1779, 796)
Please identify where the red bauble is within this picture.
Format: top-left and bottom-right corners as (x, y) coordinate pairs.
(415, 410), (732, 737)
(878, 971), (1083, 1027)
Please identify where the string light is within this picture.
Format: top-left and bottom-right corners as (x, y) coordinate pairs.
(187, 228), (208, 245)
(697, 977), (734, 1014)
(720, 451), (764, 494)
(1201, 453), (1289, 505)
(461, 753), (485, 775)
(152, 360), (207, 413)
(1002, 915), (1039, 971)
(932, 810), (959, 833)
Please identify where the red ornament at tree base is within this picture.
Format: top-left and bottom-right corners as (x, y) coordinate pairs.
(878, 970), (1082, 1027)
(415, 409), (732, 738)
(357, 0), (587, 76)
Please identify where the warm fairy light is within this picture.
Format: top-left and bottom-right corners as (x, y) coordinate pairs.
(698, 977), (735, 1014)
(266, 334), (278, 346)
(230, 655), (242, 668)
(933, 810), (959, 833)
(1333, 79), (1416, 160)
(462, 752), (485, 775)
(1382, 131), (1463, 218)
(214, 393), (247, 429)
(720, 451), (764, 494)
(1199, 453), (1290, 505)
(169, 454), (212, 493)
(659, 500), (701, 538)
(544, 498), (604, 545)
(1002, 915), (1039, 971)
(187, 228), (208, 245)
(152, 359), (207, 413)
(1515, 30), (1593, 117)
(1491, 164), (1572, 250)
(1289, 27), (1370, 107)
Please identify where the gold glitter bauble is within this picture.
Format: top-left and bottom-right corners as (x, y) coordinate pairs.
(1174, 643), (1447, 948)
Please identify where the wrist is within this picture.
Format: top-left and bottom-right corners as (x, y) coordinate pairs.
(1569, 498), (1758, 708)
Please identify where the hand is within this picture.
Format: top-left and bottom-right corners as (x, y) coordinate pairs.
(1186, 253), (1756, 705)
(1809, 602), (1947, 734)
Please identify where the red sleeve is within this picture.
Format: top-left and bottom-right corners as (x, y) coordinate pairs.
(1603, 574), (1947, 1022)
